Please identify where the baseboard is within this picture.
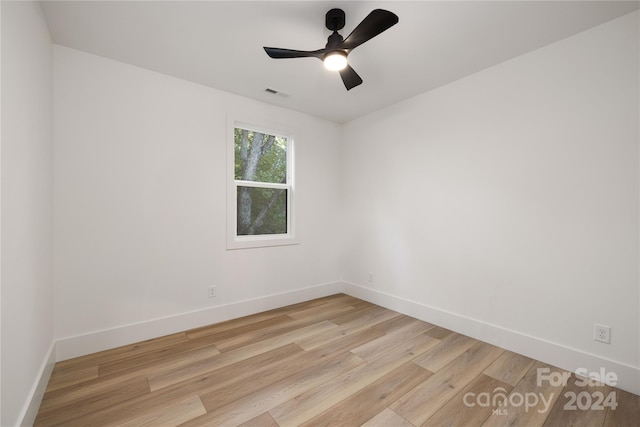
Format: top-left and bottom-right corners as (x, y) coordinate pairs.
(343, 281), (640, 396)
(56, 281), (345, 361)
(52, 280), (639, 395)
(17, 341), (56, 427)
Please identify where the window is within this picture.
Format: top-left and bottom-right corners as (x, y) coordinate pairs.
(227, 121), (296, 249)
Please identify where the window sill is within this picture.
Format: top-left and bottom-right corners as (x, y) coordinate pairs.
(226, 235), (300, 250)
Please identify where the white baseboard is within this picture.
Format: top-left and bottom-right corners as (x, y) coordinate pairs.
(342, 281), (640, 396)
(52, 280), (639, 397)
(55, 281), (345, 361)
(18, 341), (56, 427)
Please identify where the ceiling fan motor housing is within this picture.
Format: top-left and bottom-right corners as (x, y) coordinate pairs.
(326, 31), (344, 49)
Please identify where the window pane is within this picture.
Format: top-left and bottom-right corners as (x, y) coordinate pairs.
(237, 186), (287, 235)
(234, 128), (287, 184)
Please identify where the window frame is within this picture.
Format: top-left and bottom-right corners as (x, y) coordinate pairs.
(226, 117), (298, 250)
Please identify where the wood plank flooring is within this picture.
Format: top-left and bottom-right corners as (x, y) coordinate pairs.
(35, 294), (639, 426)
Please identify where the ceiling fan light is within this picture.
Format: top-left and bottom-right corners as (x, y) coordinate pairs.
(324, 51), (348, 71)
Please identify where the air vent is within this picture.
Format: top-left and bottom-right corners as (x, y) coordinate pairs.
(264, 88), (289, 98)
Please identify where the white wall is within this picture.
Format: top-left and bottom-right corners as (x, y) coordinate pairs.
(342, 11), (639, 391)
(1, 2), (55, 425)
(53, 45), (344, 355)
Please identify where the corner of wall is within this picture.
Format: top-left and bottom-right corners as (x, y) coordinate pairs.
(17, 341), (56, 427)
(343, 282), (640, 396)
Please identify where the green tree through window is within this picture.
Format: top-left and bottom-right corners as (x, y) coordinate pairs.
(234, 127), (289, 236)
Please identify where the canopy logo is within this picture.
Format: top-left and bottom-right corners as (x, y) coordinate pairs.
(463, 386), (554, 414)
(463, 367), (618, 415)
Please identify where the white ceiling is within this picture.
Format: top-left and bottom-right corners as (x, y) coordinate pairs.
(40, 1), (639, 123)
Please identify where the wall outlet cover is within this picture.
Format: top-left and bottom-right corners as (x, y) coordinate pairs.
(594, 323), (611, 344)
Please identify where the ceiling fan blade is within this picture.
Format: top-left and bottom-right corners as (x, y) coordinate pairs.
(341, 9), (398, 50)
(263, 47), (324, 59)
(339, 65), (363, 90)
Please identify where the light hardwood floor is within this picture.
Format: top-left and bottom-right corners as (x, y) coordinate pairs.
(35, 294), (639, 426)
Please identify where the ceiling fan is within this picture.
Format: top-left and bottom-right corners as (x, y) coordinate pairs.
(263, 8), (399, 90)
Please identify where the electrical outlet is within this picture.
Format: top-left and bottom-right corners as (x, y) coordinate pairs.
(368, 272), (374, 282)
(208, 286), (217, 298)
(594, 324), (610, 344)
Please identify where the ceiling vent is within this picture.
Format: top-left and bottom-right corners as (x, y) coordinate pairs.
(264, 88), (288, 98)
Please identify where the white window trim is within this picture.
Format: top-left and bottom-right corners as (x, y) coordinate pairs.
(226, 116), (298, 250)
